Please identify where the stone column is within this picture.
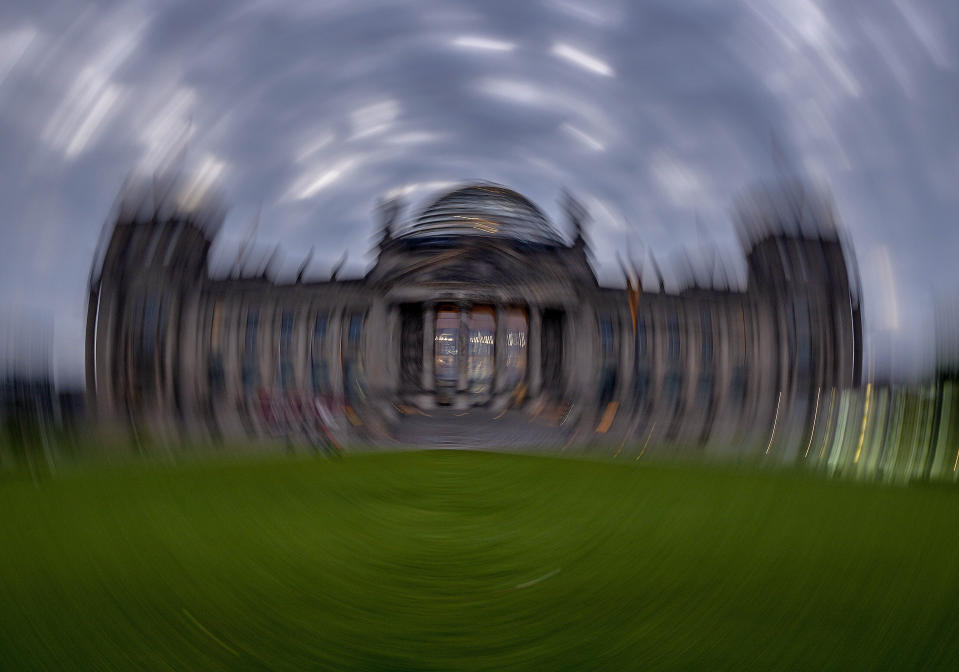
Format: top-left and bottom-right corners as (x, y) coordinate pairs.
(529, 306), (542, 397)
(329, 310), (344, 398)
(421, 304), (434, 392)
(297, 303), (311, 398)
(387, 304), (400, 396)
(223, 299), (241, 434)
(164, 288), (182, 427)
(177, 287), (203, 435)
(494, 304), (507, 394)
(457, 304), (469, 393)
(364, 298), (387, 398)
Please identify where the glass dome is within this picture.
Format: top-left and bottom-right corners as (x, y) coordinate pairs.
(400, 184), (564, 246)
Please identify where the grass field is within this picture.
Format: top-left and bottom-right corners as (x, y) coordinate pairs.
(2, 450), (959, 670)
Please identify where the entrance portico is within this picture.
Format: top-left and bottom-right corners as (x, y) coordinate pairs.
(398, 300), (553, 410)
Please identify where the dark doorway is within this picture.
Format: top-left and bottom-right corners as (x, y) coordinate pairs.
(542, 309), (565, 398)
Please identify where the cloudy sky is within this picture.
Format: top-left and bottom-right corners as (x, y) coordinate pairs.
(0, 0), (956, 386)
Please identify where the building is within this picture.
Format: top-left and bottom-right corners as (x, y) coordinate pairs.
(86, 176), (862, 457)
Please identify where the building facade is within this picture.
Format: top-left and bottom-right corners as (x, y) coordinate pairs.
(86, 178), (862, 457)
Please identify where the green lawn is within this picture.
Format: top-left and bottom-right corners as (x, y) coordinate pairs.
(2, 450), (959, 670)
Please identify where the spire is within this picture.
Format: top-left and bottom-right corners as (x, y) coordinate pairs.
(561, 189), (589, 250)
(330, 251), (348, 281)
(376, 196), (403, 251)
(263, 244), (282, 280)
(234, 205), (260, 278)
(296, 246), (314, 283)
(648, 250), (666, 293)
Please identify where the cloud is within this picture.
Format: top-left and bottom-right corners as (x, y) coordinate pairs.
(550, 42), (615, 77)
(0, 0), (957, 382)
(450, 35), (516, 52)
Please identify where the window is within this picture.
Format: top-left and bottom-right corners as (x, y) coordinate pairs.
(279, 310), (294, 390)
(664, 371), (682, 410)
(731, 308), (748, 402)
(732, 307), (747, 365)
(700, 308), (713, 365)
(209, 302), (225, 394)
(243, 309), (259, 391)
(636, 313), (647, 360)
(634, 312), (649, 402)
(599, 317), (617, 404)
(348, 314), (363, 348)
(142, 296), (159, 357)
(131, 293), (163, 396)
(600, 318), (614, 357)
(667, 314), (680, 361)
(344, 313), (365, 400)
(311, 314), (329, 393)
